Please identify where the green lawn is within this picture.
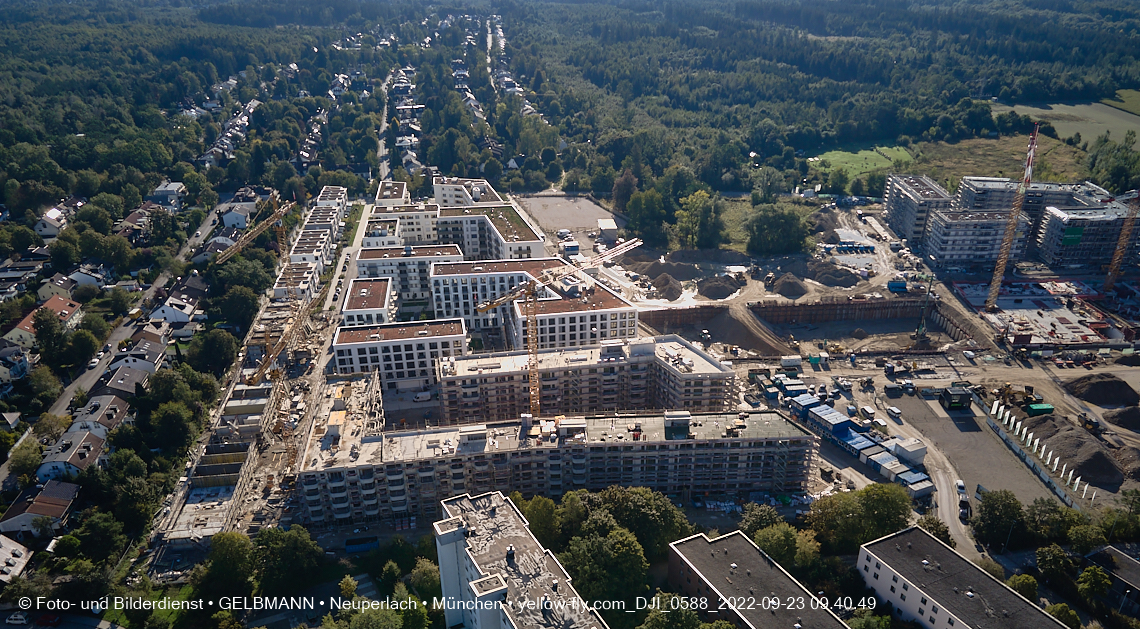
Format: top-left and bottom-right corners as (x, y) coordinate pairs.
(904, 133), (1087, 187)
(1102, 89), (1140, 116)
(103, 584), (195, 627)
(809, 145), (913, 176)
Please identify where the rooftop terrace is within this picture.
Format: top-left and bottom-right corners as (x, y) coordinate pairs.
(439, 204), (540, 242)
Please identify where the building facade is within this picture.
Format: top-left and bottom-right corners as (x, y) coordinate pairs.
(923, 210), (1031, 269)
(355, 245), (464, 300)
(341, 278), (396, 326)
(437, 336), (736, 424)
(331, 319), (468, 387)
(884, 175), (953, 246)
(1036, 205), (1140, 268)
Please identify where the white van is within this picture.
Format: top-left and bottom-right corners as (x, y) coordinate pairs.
(413, 392), (432, 402)
(859, 406), (876, 420)
(886, 406), (902, 418)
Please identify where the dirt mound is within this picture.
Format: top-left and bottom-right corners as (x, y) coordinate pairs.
(666, 249), (752, 265)
(697, 275), (745, 300)
(1104, 406), (1140, 431)
(703, 306), (792, 355)
(651, 273), (683, 301)
(1065, 373), (1140, 406)
(773, 273), (808, 298)
(1115, 354), (1140, 366)
(812, 209), (840, 234)
(1021, 414), (1124, 489)
(628, 259), (701, 281)
(821, 230), (842, 244)
(808, 259), (861, 288)
(1115, 446), (1140, 481)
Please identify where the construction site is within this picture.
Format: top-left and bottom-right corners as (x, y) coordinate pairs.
(148, 153), (1140, 571)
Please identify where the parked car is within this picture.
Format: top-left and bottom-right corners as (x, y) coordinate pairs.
(35, 616), (61, 627)
(88, 358), (100, 369)
(6, 613), (27, 625)
(955, 479), (966, 494)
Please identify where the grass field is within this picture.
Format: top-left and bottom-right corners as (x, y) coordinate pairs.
(902, 133), (1087, 189)
(809, 145), (913, 176)
(719, 197), (817, 254)
(1102, 89), (1140, 117)
(103, 584), (195, 627)
(990, 101), (1140, 147)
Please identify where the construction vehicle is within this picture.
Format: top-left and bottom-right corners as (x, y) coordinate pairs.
(214, 200), (295, 265)
(1103, 196), (1140, 293)
(476, 238), (643, 417)
(985, 125), (1039, 311)
(764, 272), (776, 286)
(1077, 412), (1101, 432)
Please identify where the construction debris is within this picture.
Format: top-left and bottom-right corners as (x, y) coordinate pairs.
(1064, 373), (1140, 406)
(1021, 413), (1125, 488)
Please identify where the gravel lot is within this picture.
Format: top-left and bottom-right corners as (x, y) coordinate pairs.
(887, 394), (1055, 504)
(518, 194), (623, 232)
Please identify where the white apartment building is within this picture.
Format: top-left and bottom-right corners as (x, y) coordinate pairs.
(341, 278), (395, 326)
(361, 217), (401, 248)
(313, 185), (349, 216)
(331, 319), (468, 387)
(289, 229), (331, 273)
(434, 492), (608, 629)
(923, 210), (1031, 269)
(374, 180), (410, 207)
(371, 203), (441, 245)
(273, 262), (320, 301)
(432, 176), (504, 206)
(436, 206), (544, 260)
(437, 336), (736, 424)
(356, 244), (464, 300)
(884, 175), (953, 245)
(304, 206), (343, 241)
(430, 258), (637, 350)
(861, 527), (1067, 629)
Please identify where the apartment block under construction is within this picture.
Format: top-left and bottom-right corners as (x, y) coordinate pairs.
(298, 409), (817, 526)
(436, 335), (736, 424)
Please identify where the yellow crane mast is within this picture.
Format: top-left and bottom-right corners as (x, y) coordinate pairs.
(1103, 196), (1140, 293)
(214, 201), (295, 265)
(475, 238), (643, 417)
(985, 125), (1038, 312)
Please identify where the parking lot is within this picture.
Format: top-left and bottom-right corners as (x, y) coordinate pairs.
(884, 393), (1054, 504)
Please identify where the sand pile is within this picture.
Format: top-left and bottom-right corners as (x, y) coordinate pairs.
(1022, 413), (1125, 488)
(703, 307), (791, 355)
(1065, 373), (1140, 406)
(651, 273), (683, 301)
(809, 259), (861, 288)
(822, 231), (842, 244)
(812, 209), (840, 233)
(1115, 354), (1140, 366)
(773, 273), (808, 298)
(697, 275), (745, 300)
(1114, 446), (1140, 481)
(1104, 406), (1140, 431)
(630, 260), (700, 281)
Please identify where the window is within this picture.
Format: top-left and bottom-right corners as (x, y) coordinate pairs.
(948, 619), (954, 626)
(921, 598), (927, 606)
(892, 576), (898, 583)
(890, 586), (895, 593)
(903, 584), (909, 591)
(900, 594), (906, 602)
(863, 566), (869, 572)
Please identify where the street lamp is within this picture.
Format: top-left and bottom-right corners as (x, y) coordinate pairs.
(1120, 589), (1131, 614)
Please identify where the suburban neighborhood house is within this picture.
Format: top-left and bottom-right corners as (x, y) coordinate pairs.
(2, 295), (83, 349)
(0, 480), (80, 537)
(36, 430), (106, 482)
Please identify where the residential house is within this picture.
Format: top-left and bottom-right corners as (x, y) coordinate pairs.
(107, 340), (166, 374)
(150, 293), (202, 324)
(0, 259), (44, 295)
(65, 395), (129, 440)
(3, 295), (83, 349)
(168, 272), (210, 302)
(0, 535), (30, 583)
(37, 273), (77, 302)
(91, 365), (148, 399)
(0, 480), (80, 537)
(68, 264), (111, 288)
(191, 241), (230, 265)
(220, 204), (253, 229)
(114, 203), (156, 243)
(131, 320), (171, 347)
(149, 181), (187, 211)
(206, 226), (242, 247)
(21, 246), (51, 263)
(0, 412), (19, 432)
(36, 431), (106, 482)
(0, 339), (30, 384)
(34, 208), (67, 238)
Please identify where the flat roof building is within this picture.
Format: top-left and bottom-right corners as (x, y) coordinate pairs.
(669, 531), (848, 628)
(860, 526), (1068, 629)
(375, 180), (410, 207)
(356, 245), (464, 300)
(298, 409), (816, 526)
(924, 210), (1031, 269)
(434, 491), (608, 629)
(1036, 204), (1140, 268)
(341, 278), (396, 326)
(331, 319), (468, 388)
(437, 336), (735, 424)
(433, 176), (504, 206)
(884, 175), (953, 246)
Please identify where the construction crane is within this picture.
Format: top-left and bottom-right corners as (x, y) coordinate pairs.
(214, 201), (295, 265)
(985, 125), (1039, 312)
(245, 301), (305, 385)
(1103, 196), (1140, 293)
(475, 238), (644, 417)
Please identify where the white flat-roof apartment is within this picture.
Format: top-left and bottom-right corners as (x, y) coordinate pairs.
(272, 262), (320, 301)
(430, 258), (637, 350)
(374, 180), (409, 207)
(924, 210), (1031, 270)
(884, 175), (953, 245)
(297, 409), (817, 526)
(289, 229), (331, 273)
(341, 278), (395, 326)
(304, 206), (343, 241)
(436, 205), (544, 260)
(355, 244), (464, 300)
(434, 492), (608, 629)
(361, 216), (401, 248)
(437, 336), (736, 424)
(432, 176), (504, 206)
(1037, 204), (1140, 268)
(313, 185), (349, 216)
(860, 526), (1068, 629)
(371, 203), (441, 245)
(331, 319), (468, 387)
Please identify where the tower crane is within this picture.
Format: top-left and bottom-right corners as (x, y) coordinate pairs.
(1103, 196), (1140, 293)
(985, 125), (1038, 312)
(214, 201), (295, 265)
(475, 238), (643, 417)
(244, 300), (306, 385)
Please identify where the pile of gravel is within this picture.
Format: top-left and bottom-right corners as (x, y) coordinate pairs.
(1115, 354), (1140, 366)
(1064, 373), (1140, 406)
(773, 273), (808, 298)
(697, 275), (744, 300)
(630, 260), (701, 281)
(809, 259), (861, 288)
(1104, 406), (1140, 431)
(1022, 413), (1125, 488)
(651, 273), (683, 301)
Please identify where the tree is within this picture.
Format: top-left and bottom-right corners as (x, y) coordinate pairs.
(197, 532), (256, 600)
(1077, 565), (1111, 601)
(522, 496), (560, 549)
(858, 483), (912, 541)
(625, 190), (669, 247)
(1036, 544), (1073, 581)
(559, 526), (648, 610)
(972, 489), (1025, 549)
(806, 491), (865, 553)
(49, 239), (81, 270)
(746, 204), (809, 255)
(80, 313), (111, 340)
(583, 486), (692, 558)
(33, 413), (71, 441)
(409, 558), (441, 602)
(55, 535), (81, 557)
(69, 329), (100, 363)
(612, 169), (638, 212)
(108, 287), (133, 315)
(33, 307), (66, 362)
(188, 329), (238, 376)
(212, 285), (260, 332)
(753, 523), (798, 567)
(1026, 497), (1086, 543)
(739, 503), (783, 536)
(8, 439), (43, 480)
(849, 177), (865, 196)
(380, 560), (402, 594)
(254, 526), (323, 596)
(824, 169), (850, 195)
(28, 366), (62, 404)
(349, 608), (403, 629)
(674, 190), (724, 249)
(1067, 524), (1106, 555)
(916, 514), (956, 548)
(32, 515), (55, 538)
(1006, 574), (1038, 601)
(74, 512), (126, 561)
(339, 575), (358, 599)
(635, 591), (702, 629)
(977, 557), (1006, 580)
(846, 609), (892, 629)
(1044, 603), (1080, 629)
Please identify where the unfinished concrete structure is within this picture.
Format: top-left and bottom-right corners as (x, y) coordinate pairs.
(884, 175), (952, 245)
